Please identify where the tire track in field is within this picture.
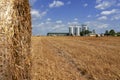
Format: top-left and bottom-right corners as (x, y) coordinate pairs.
(47, 37), (120, 80)
(32, 37), (120, 80)
(41, 38), (86, 80)
(43, 38), (95, 80)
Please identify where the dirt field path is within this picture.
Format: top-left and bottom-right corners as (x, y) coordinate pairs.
(31, 36), (120, 80)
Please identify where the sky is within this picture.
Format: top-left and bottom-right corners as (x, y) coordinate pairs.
(29, 0), (120, 35)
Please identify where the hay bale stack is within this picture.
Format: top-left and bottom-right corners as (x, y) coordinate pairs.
(0, 0), (31, 80)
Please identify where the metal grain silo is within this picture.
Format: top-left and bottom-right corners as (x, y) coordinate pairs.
(75, 26), (80, 36)
(69, 26), (74, 36)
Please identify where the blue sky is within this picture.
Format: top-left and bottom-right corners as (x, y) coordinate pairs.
(29, 0), (120, 35)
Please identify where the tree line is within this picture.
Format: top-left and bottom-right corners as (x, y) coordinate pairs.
(105, 29), (120, 36)
(80, 29), (120, 36)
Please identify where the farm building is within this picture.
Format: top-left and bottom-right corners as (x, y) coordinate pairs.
(47, 33), (69, 36)
(89, 33), (96, 37)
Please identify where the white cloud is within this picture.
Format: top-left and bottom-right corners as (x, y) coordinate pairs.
(52, 24), (65, 30)
(67, 1), (71, 5)
(95, 1), (115, 10)
(85, 21), (109, 29)
(41, 5), (44, 8)
(32, 19), (70, 35)
(34, 21), (67, 35)
(56, 20), (62, 24)
(31, 9), (40, 17)
(45, 21), (51, 24)
(38, 22), (44, 27)
(117, 3), (120, 6)
(96, 0), (102, 3)
(31, 9), (47, 20)
(111, 14), (120, 20)
(98, 16), (107, 20)
(29, 0), (37, 5)
(101, 9), (118, 15)
(68, 22), (79, 25)
(49, 0), (64, 8)
(87, 15), (91, 18)
(74, 18), (78, 21)
(47, 18), (51, 21)
(98, 24), (109, 28)
(84, 3), (88, 7)
(96, 14), (100, 17)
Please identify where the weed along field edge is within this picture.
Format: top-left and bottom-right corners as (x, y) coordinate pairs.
(31, 36), (120, 80)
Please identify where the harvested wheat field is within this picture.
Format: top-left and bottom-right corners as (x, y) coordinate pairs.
(31, 36), (120, 80)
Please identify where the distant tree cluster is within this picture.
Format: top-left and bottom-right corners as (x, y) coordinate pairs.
(80, 29), (120, 37)
(104, 29), (120, 36)
(116, 32), (120, 36)
(80, 30), (92, 36)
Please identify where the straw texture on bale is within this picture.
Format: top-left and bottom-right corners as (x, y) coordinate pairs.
(0, 0), (31, 80)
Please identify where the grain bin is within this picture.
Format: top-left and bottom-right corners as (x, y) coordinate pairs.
(82, 24), (88, 31)
(75, 26), (80, 36)
(69, 26), (74, 36)
(0, 0), (31, 80)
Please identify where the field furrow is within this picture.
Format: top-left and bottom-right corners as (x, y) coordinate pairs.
(31, 36), (120, 80)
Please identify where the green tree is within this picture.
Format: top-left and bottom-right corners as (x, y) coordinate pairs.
(116, 32), (120, 36)
(109, 29), (116, 36)
(104, 30), (109, 36)
(80, 30), (92, 36)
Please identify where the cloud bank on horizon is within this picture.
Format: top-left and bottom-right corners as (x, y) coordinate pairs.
(30, 0), (120, 35)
